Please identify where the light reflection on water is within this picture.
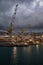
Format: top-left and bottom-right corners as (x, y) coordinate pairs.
(23, 46), (31, 54)
(13, 47), (17, 59)
(36, 45), (39, 49)
(36, 45), (39, 53)
(12, 46), (39, 63)
(11, 45), (43, 65)
(0, 40), (43, 65)
(11, 47), (17, 65)
(11, 46), (32, 65)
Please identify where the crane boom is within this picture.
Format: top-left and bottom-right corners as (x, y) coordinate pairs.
(7, 4), (18, 33)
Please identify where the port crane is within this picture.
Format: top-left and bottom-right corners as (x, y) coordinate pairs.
(7, 4), (18, 42)
(7, 4), (18, 33)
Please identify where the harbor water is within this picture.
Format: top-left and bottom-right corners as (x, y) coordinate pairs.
(0, 44), (43, 65)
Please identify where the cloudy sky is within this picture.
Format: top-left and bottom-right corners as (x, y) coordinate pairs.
(0, 0), (43, 30)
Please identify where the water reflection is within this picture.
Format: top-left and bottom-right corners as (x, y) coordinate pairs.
(36, 45), (39, 48)
(13, 47), (17, 59)
(23, 46), (31, 59)
(36, 45), (39, 53)
(23, 46), (31, 54)
(0, 45), (43, 65)
(27, 46), (31, 53)
(11, 46), (41, 65)
(11, 47), (17, 65)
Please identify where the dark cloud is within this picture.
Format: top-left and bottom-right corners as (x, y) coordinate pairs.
(0, 0), (43, 30)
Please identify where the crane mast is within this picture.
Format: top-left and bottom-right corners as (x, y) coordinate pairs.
(7, 4), (18, 34)
(7, 4), (18, 42)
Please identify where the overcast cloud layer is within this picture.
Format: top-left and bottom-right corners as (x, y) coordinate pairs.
(0, 0), (43, 30)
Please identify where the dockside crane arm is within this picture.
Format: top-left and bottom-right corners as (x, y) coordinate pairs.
(7, 4), (18, 33)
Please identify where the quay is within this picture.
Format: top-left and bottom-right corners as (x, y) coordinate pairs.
(0, 32), (43, 46)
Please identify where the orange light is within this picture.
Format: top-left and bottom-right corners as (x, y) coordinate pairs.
(41, 35), (43, 38)
(36, 41), (39, 44)
(29, 39), (32, 41)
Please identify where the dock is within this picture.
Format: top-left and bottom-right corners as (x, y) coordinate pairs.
(0, 32), (43, 46)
